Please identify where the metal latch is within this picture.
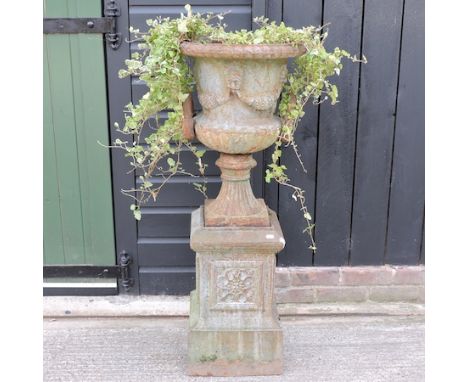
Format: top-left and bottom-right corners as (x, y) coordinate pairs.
(43, 0), (121, 50)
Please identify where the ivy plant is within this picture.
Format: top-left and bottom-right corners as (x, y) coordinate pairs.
(114, 4), (364, 251)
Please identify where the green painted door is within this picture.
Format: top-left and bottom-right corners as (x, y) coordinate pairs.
(43, 0), (115, 268)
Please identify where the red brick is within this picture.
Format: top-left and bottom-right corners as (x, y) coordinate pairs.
(391, 266), (425, 285)
(289, 267), (340, 286)
(315, 286), (368, 303)
(340, 266), (394, 286)
(275, 288), (315, 303)
(274, 268), (291, 288)
(368, 286), (423, 302)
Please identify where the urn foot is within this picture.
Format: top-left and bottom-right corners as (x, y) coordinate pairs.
(204, 198), (270, 227)
(204, 153), (270, 227)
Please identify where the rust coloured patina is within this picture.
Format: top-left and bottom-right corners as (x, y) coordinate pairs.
(182, 94), (195, 140)
(204, 154), (270, 227)
(182, 43), (304, 226)
(183, 43), (301, 377)
(180, 42), (306, 59)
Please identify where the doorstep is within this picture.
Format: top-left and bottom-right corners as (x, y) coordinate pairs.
(43, 295), (424, 318)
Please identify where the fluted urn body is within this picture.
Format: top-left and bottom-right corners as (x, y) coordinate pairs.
(181, 43), (305, 227)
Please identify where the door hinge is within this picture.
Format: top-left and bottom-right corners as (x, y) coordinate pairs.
(43, 0), (121, 50)
(104, 0), (121, 50)
(118, 251), (134, 292)
(43, 251), (134, 292)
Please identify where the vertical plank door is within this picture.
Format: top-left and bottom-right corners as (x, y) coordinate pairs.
(277, 0), (323, 266)
(43, 0), (115, 273)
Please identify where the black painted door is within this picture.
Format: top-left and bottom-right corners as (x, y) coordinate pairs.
(106, 0), (268, 295)
(106, 0), (424, 295)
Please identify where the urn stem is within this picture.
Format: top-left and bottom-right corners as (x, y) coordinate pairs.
(204, 153), (270, 227)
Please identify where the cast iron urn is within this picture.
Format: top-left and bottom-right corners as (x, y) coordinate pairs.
(181, 42), (305, 377)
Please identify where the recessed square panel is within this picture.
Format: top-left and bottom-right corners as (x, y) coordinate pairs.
(209, 260), (263, 311)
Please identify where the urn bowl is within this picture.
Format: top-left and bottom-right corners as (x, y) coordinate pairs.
(180, 43), (306, 154)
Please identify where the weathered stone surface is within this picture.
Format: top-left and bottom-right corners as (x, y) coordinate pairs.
(188, 208), (285, 376)
(391, 266), (425, 285)
(190, 207), (285, 253)
(188, 328), (283, 376)
(275, 288), (315, 303)
(315, 286), (368, 303)
(289, 267), (340, 286)
(180, 42), (306, 59)
(188, 47), (291, 155)
(273, 266), (425, 304)
(203, 154), (270, 227)
(275, 266), (425, 289)
(369, 286), (424, 303)
(43, 296), (425, 318)
(340, 266), (394, 286)
(183, 44), (302, 229)
(181, 44), (304, 376)
(275, 268), (291, 288)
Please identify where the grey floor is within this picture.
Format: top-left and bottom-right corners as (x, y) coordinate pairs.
(43, 315), (424, 382)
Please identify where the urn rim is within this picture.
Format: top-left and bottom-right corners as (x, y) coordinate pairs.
(180, 42), (306, 59)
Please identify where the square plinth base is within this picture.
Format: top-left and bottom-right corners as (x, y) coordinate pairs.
(188, 207), (285, 377)
(188, 327), (283, 377)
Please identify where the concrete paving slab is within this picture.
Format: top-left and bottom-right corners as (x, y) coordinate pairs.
(43, 315), (424, 382)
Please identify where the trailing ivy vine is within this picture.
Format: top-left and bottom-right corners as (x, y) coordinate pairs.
(114, 4), (364, 251)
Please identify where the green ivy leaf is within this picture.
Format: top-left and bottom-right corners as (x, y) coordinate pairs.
(112, 9), (361, 253)
(133, 209), (142, 221)
(195, 150), (206, 158)
(167, 157), (176, 167)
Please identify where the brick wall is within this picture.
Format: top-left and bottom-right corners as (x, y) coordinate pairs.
(275, 266), (424, 304)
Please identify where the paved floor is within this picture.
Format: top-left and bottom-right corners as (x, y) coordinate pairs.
(43, 315), (424, 382)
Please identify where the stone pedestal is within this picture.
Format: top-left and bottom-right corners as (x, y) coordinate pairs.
(180, 42), (303, 377)
(188, 207), (285, 376)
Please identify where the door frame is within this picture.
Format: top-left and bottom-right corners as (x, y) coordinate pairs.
(105, 0), (140, 294)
